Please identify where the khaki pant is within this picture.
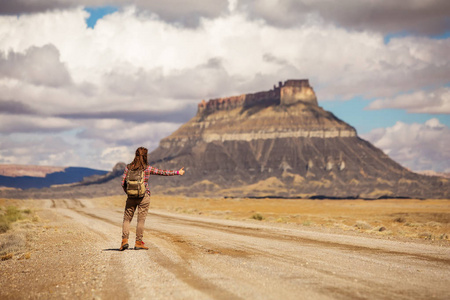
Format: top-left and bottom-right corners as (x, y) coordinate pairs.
(121, 194), (150, 242)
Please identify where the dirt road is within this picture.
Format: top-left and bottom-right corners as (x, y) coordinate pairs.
(1, 198), (449, 299)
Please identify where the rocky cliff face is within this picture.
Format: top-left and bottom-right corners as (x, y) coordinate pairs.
(197, 79), (317, 114)
(148, 80), (449, 199)
(164, 79), (352, 148)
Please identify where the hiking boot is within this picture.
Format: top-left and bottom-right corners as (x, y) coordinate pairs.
(119, 239), (129, 251)
(135, 240), (148, 250)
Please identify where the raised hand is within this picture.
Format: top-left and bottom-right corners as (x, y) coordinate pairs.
(179, 167), (185, 176)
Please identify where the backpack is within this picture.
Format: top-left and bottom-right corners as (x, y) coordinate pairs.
(125, 169), (146, 198)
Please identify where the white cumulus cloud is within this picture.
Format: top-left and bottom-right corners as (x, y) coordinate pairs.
(238, 0), (450, 35)
(0, 44), (72, 87)
(368, 87), (450, 114)
(2, 0), (450, 35)
(0, 114), (76, 133)
(362, 118), (450, 172)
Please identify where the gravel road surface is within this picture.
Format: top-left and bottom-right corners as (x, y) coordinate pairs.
(1, 198), (449, 299)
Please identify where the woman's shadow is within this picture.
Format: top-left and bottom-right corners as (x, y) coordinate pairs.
(102, 248), (128, 251)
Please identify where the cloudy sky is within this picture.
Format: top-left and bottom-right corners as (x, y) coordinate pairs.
(0, 0), (449, 172)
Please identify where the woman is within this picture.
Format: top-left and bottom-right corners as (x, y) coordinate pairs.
(120, 146), (185, 250)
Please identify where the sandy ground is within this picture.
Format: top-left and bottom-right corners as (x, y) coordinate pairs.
(0, 197), (449, 299)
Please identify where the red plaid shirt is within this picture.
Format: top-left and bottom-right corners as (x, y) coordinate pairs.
(121, 165), (179, 195)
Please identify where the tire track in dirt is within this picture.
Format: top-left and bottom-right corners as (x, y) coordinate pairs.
(146, 237), (243, 300)
(71, 206), (321, 298)
(65, 206), (243, 299)
(144, 211), (449, 299)
(45, 200), (136, 299)
(142, 228), (319, 300)
(143, 220), (386, 299)
(145, 228), (376, 300)
(101, 255), (131, 299)
(148, 211), (450, 265)
(144, 210), (449, 299)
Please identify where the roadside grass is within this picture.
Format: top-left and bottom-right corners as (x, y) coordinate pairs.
(0, 206), (24, 233)
(0, 205), (37, 261)
(302, 220), (312, 226)
(251, 213), (264, 221)
(354, 221), (372, 230)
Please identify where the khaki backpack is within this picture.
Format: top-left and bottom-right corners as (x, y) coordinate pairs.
(125, 169), (146, 198)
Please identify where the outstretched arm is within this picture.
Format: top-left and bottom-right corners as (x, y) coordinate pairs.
(149, 166), (185, 176)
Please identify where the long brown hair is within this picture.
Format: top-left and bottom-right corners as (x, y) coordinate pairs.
(128, 147), (148, 171)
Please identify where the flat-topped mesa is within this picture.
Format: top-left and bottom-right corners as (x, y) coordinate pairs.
(197, 79), (317, 114)
(281, 79), (318, 106)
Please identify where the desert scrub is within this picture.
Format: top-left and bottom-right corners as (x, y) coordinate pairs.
(354, 221), (372, 230)
(0, 231), (27, 257)
(1, 253), (13, 261)
(0, 217), (10, 233)
(251, 213), (264, 221)
(0, 206), (24, 233)
(393, 217), (406, 223)
(418, 232), (433, 240)
(5, 206), (23, 222)
(302, 220), (311, 226)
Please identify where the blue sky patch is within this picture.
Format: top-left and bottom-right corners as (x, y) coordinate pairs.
(384, 30), (450, 44)
(321, 97), (450, 134)
(431, 30), (450, 40)
(84, 6), (118, 29)
(383, 31), (411, 44)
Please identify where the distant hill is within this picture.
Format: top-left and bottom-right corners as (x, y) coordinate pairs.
(0, 163), (125, 199)
(0, 164), (108, 190)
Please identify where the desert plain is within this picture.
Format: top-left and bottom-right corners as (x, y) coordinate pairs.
(1, 196), (449, 299)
